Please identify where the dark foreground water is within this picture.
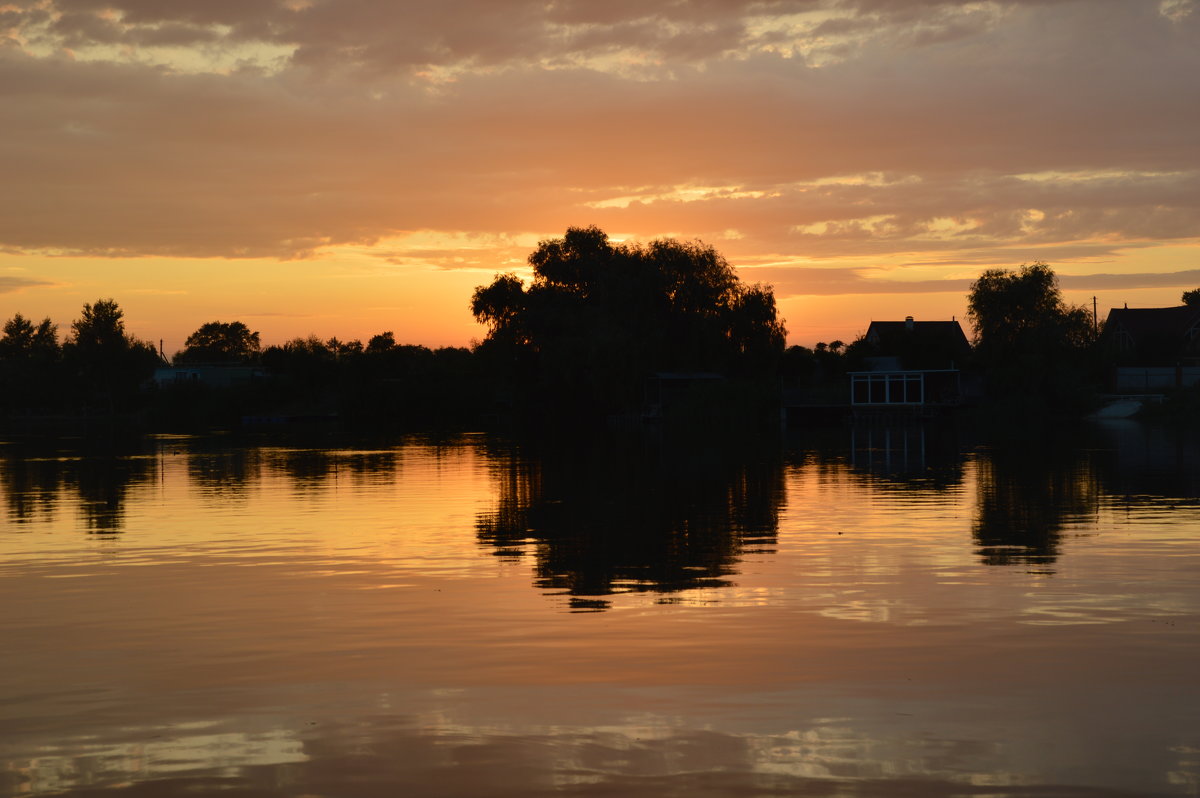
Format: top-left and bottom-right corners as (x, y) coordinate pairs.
(1, 421), (1198, 797)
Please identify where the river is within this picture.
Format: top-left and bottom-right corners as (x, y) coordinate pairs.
(1, 420), (1197, 797)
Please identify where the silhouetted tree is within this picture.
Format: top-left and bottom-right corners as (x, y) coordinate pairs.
(0, 313), (58, 359)
(0, 313), (61, 412)
(1182, 288), (1200, 307)
(325, 337), (363, 358)
(968, 263), (1093, 360)
(262, 335), (335, 380)
(175, 321), (261, 364)
(366, 331), (397, 352)
(967, 263), (1097, 410)
(471, 226), (786, 416)
(62, 299), (161, 412)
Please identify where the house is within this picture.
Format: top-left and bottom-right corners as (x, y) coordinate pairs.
(849, 368), (966, 407)
(1102, 305), (1200, 392)
(1103, 305), (1200, 364)
(153, 364), (263, 389)
(862, 316), (971, 370)
(849, 317), (974, 408)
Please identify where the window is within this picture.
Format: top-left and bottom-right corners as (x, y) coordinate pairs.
(851, 373), (925, 405)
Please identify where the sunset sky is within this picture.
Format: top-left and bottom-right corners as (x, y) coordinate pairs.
(2, 0), (1198, 353)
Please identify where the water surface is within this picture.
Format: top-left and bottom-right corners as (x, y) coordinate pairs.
(2, 422), (1198, 797)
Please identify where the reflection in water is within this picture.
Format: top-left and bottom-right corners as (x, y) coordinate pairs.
(186, 440), (263, 499)
(0, 449), (62, 525)
(72, 452), (156, 533)
(8, 700), (1193, 798)
(266, 446), (406, 493)
(476, 435), (783, 610)
(0, 440), (157, 534)
(271, 446), (338, 492)
(1094, 420), (1200, 505)
(973, 434), (1099, 569)
(2, 424), (1200, 797)
(845, 422), (968, 491)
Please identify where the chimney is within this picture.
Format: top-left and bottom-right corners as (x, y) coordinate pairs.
(905, 315), (914, 331)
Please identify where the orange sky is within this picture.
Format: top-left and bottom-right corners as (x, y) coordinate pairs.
(2, 0), (1199, 352)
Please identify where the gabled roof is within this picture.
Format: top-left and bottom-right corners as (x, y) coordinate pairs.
(866, 320), (968, 341)
(1104, 305), (1200, 340)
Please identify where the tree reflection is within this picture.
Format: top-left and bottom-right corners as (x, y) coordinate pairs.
(187, 441), (263, 499)
(68, 444), (158, 532)
(0, 449), (64, 525)
(476, 434), (783, 610)
(265, 446), (402, 493)
(972, 437), (1099, 568)
(270, 448), (337, 492)
(0, 440), (156, 533)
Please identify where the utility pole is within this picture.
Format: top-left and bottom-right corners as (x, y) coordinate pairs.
(1092, 296), (1098, 334)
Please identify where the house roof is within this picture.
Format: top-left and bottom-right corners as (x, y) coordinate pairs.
(1104, 306), (1200, 340)
(865, 320), (969, 346)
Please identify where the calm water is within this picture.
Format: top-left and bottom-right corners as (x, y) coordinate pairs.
(1, 422), (1198, 797)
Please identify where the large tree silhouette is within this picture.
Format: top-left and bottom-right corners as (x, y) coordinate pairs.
(967, 263), (1097, 410)
(471, 226), (785, 415)
(175, 321), (261, 364)
(62, 299), (161, 411)
(0, 313), (61, 412)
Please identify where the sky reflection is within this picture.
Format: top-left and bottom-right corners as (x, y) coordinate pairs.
(1, 423), (1199, 796)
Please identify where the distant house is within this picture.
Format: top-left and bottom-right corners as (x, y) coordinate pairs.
(1102, 305), (1200, 392)
(850, 316), (974, 408)
(153, 364), (263, 389)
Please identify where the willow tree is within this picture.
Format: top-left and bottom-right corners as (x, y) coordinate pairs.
(471, 226), (785, 415)
(967, 262), (1097, 410)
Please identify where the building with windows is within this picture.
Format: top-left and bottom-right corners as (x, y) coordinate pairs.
(849, 317), (973, 408)
(1103, 305), (1200, 363)
(1102, 305), (1200, 392)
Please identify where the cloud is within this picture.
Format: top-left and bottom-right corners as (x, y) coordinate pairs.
(0, 275), (54, 293)
(753, 266), (1200, 298)
(1059, 269), (1200, 291)
(0, 0), (1197, 277)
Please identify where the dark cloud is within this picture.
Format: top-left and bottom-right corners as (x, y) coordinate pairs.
(751, 266), (972, 296)
(0, 0), (1197, 269)
(754, 267), (1200, 298)
(0, 276), (54, 293)
(1060, 269), (1200, 291)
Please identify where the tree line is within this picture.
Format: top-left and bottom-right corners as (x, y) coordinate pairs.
(0, 300), (487, 425)
(2, 227), (1189, 426)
